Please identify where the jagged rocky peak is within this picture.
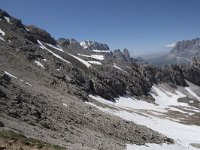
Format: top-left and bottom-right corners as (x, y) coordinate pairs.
(0, 9), (24, 28)
(113, 49), (127, 61)
(57, 38), (70, 47)
(0, 9), (10, 19)
(123, 48), (131, 61)
(57, 38), (83, 51)
(170, 37), (200, 58)
(80, 40), (109, 50)
(57, 38), (80, 46)
(113, 48), (132, 62)
(69, 38), (80, 44)
(26, 25), (56, 45)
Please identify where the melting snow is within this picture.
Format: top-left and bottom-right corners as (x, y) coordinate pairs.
(113, 63), (127, 73)
(0, 28), (5, 36)
(67, 53), (91, 68)
(4, 16), (10, 23)
(185, 87), (200, 101)
(87, 61), (102, 65)
(78, 53), (104, 60)
(37, 40), (70, 64)
(34, 61), (45, 68)
(151, 86), (187, 108)
(87, 85), (200, 150)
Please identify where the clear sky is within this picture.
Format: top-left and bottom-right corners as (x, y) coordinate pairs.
(1, 0), (200, 56)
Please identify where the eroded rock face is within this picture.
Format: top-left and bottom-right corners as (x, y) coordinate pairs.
(123, 48), (131, 61)
(26, 25), (56, 44)
(0, 9), (10, 19)
(170, 38), (200, 58)
(113, 49), (127, 61)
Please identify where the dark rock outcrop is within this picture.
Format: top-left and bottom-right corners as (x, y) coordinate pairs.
(26, 25), (56, 44)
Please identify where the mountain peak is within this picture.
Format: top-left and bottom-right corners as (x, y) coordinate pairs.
(170, 37), (200, 58)
(80, 40), (109, 50)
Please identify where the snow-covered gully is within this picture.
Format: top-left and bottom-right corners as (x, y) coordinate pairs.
(87, 85), (200, 150)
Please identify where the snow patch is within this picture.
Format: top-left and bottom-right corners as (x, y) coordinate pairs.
(34, 61), (45, 68)
(0, 28), (5, 36)
(4, 71), (17, 79)
(80, 41), (88, 49)
(25, 28), (29, 32)
(63, 103), (68, 107)
(0, 37), (5, 42)
(185, 87), (200, 101)
(151, 86), (187, 108)
(45, 43), (64, 52)
(37, 40), (71, 64)
(67, 53), (91, 68)
(4, 16), (10, 23)
(78, 53), (104, 60)
(19, 79), (32, 86)
(92, 49), (111, 53)
(4, 71), (32, 86)
(113, 63), (127, 73)
(87, 61), (102, 65)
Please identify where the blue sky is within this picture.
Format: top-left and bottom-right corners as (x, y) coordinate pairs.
(1, 0), (200, 56)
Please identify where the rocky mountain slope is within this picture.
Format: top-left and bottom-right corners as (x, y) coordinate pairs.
(0, 9), (200, 150)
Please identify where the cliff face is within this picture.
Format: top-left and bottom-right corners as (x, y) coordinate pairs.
(170, 38), (200, 58)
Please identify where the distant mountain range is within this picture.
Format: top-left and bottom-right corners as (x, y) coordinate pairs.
(146, 38), (200, 66)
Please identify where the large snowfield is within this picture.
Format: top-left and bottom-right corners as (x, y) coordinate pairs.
(87, 84), (200, 150)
